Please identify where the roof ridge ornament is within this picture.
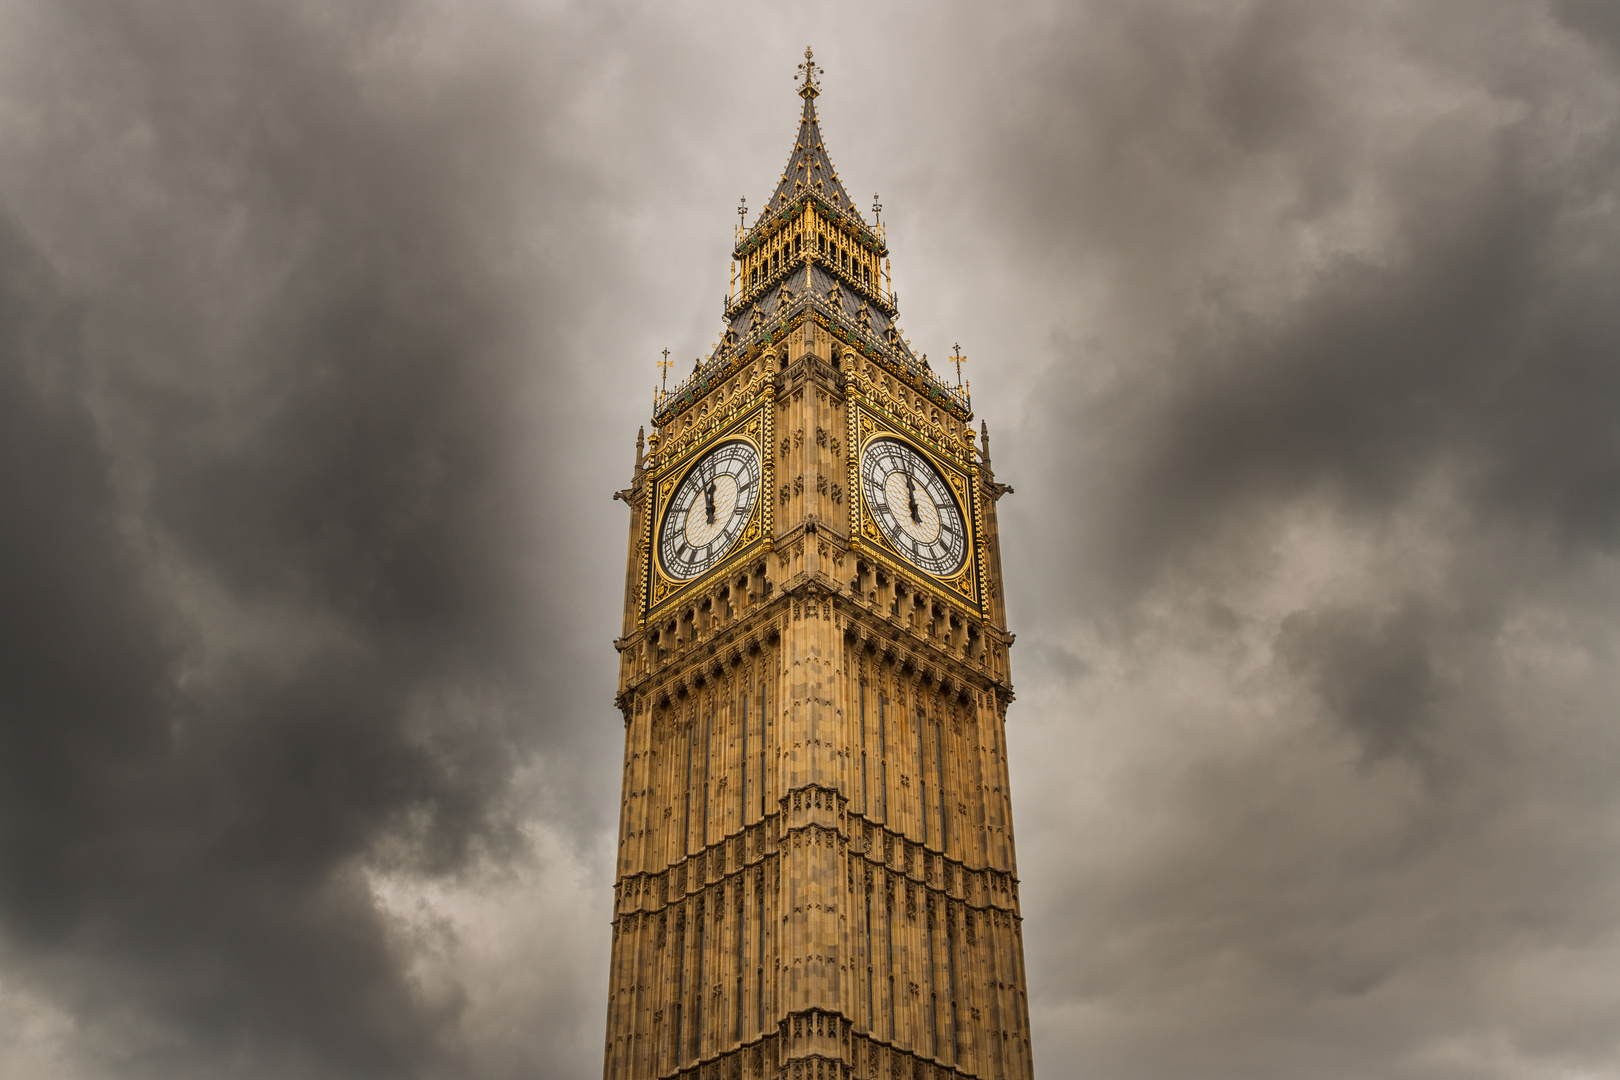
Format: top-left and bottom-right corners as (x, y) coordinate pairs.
(797, 46), (822, 102)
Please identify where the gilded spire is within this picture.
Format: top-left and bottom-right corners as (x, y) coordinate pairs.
(760, 47), (859, 220)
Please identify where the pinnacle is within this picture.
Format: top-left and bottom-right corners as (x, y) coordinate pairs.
(754, 47), (863, 227)
(795, 45), (821, 100)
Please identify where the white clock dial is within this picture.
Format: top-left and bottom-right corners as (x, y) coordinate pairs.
(658, 440), (761, 580)
(860, 437), (968, 576)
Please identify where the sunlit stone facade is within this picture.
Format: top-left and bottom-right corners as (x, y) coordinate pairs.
(604, 49), (1032, 1080)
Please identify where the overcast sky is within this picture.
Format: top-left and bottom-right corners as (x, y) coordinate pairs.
(2, 2), (1619, 1078)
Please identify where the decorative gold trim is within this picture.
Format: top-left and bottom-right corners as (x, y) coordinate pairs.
(851, 404), (984, 616)
(968, 458), (990, 619)
(644, 404), (770, 619)
(635, 486), (653, 627)
(762, 382), (777, 552)
(844, 364), (861, 550)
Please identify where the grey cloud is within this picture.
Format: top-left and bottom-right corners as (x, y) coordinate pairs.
(969, 2), (1620, 1077)
(4, 0), (1620, 1077)
(0, 1), (598, 1076)
(1006, 3), (1620, 591)
(1276, 599), (1439, 768)
(1555, 0), (1620, 62)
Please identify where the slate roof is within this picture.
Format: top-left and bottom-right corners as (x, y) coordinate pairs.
(760, 87), (865, 225)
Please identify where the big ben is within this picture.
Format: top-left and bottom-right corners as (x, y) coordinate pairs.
(605, 49), (1033, 1080)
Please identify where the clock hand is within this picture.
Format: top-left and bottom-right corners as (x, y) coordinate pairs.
(905, 471), (920, 523)
(705, 481), (716, 524)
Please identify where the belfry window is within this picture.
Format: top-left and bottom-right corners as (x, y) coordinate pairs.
(819, 235), (827, 255)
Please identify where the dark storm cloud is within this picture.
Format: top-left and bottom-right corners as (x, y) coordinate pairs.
(1113, 129), (1618, 576)
(1277, 600), (1440, 767)
(972, 2), (1620, 1076)
(0, 2), (609, 1076)
(4, 0), (1620, 1076)
(997, 0), (1620, 582)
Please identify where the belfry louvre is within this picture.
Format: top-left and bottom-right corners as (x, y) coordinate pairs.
(605, 49), (1033, 1080)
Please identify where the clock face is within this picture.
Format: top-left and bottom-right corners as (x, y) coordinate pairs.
(860, 437), (968, 576)
(658, 440), (762, 581)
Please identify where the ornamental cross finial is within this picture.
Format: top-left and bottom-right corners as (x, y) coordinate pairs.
(737, 196), (747, 232)
(657, 347), (673, 396)
(951, 342), (968, 388)
(872, 193), (882, 224)
(797, 46), (822, 98)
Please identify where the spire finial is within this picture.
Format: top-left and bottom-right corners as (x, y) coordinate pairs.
(657, 347), (673, 398)
(797, 46), (822, 100)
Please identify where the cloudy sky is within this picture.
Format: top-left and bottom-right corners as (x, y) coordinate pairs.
(2, 1), (1619, 1077)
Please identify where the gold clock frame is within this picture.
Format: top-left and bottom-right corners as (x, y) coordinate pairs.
(847, 403), (986, 617)
(641, 401), (773, 620)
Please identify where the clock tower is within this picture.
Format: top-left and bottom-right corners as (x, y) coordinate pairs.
(605, 50), (1032, 1080)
